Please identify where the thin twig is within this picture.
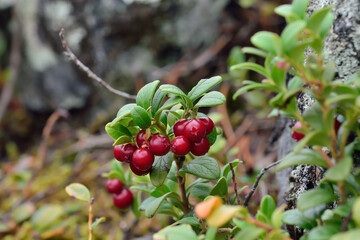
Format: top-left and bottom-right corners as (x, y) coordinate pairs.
(0, 9), (21, 123)
(340, 211), (352, 232)
(244, 160), (282, 207)
(230, 163), (241, 205)
(59, 28), (136, 100)
(175, 155), (190, 214)
(88, 198), (94, 240)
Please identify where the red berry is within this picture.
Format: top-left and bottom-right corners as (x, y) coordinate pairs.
(106, 179), (123, 194)
(191, 137), (210, 156)
(149, 135), (170, 156)
(184, 119), (206, 142)
(136, 129), (147, 148)
(171, 136), (191, 156)
(113, 189), (133, 209)
(132, 148), (154, 171)
(334, 119), (341, 134)
(113, 144), (137, 163)
(174, 119), (189, 136)
(130, 162), (151, 176)
(292, 121), (305, 141)
(198, 117), (215, 134)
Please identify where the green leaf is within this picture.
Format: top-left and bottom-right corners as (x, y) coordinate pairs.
(206, 128), (217, 146)
(111, 103), (136, 125)
(297, 188), (337, 211)
(241, 47), (267, 58)
(251, 31), (281, 55)
(156, 96), (182, 114)
(330, 229), (360, 240)
(205, 226), (217, 240)
(281, 20), (306, 52)
(323, 157), (352, 182)
(194, 91), (226, 108)
(10, 202), (35, 223)
(153, 225), (198, 240)
(271, 205), (286, 229)
(130, 106), (151, 129)
(230, 62), (268, 77)
(189, 183), (212, 200)
(210, 177), (228, 196)
(260, 195), (276, 219)
(113, 135), (132, 146)
(303, 102), (325, 131)
(308, 225), (341, 240)
(110, 160), (126, 182)
(234, 226), (265, 240)
(282, 209), (317, 230)
(145, 192), (180, 218)
(291, 0), (309, 19)
(159, 84), (191, 106)
(31, 205), (64, 231)
(320, 12), (334, 38)
(293, 130), (330, 152)
(151, 89), (166, 116)
(175, 217), (200, 227)
(276, 149), (329, 171)
(274, 4), (292, 17)
(181, 156), (220, 180)
(352, 197), (360, 226)
(105, 123), (132, 140)
(65, 183), (91, 202)
(221, 159), (241, 182)
(150, 152), (174, 187)
(136, 80), (160, 110)
(132, 192), (141, 218)
(308, 6), (333, 34)
(233, 82), (277, 100)
(188, 76), (223, 102)
(91, 217), (106, 229)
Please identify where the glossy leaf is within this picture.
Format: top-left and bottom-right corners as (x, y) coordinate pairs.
(153, 225), (198, 240)
(234, 226), (265, 240)
(323, 156), (352, 182)
(260, 195), (276, 219)
(113, 135), (132, 146)
(233, 82), (277, 100)
(150, 152), (174, 187)
(65, 183), (91, 202)
(282, 209), (317, 230)
(291, 0), (309, 19)
(111, 103), (136, 125)
(130, 106), (151, 129)
(297, 188), (337, 211)
(145, 192), (180, 218)
(187, 76), (222, 102)
(241, 47), (267, 58)
(189, 183), (212, 200)
(181, 156), (220, 180)
(210, 177), (228, 196)
(281, 20), (306, 52)
(230, 62), (268, 77)
(330, 229), (360, 240)
(105, 123), (132, 140)
(308, 6), (333, 34)
(136, 80), (160, 110)
(352, 197), (360, 226)
(159, 84), (191, 104)
(151, 89), (166, 116)
(274, 4), (292, 17)
(276, 149), (329, 171)
(308, 225), (341, 240)
(175, 217), (200, 227)
(194, 91), (226, 108)
(251, 31), (280, 55)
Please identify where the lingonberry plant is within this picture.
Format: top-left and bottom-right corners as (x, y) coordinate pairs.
(65, 0), (360, 239)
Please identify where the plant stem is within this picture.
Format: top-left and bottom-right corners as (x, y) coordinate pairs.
(175, 156), (190, 214)
(229, 163), (241, 205)
(88, 198), (94, 240)
(338, 181), (347, 204)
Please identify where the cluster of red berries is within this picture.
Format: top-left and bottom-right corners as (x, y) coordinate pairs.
(113, 116), (215, 176)
(114, 130), (171, 175)
(106, 178), (133, 209)
(171, 117), (214, 156)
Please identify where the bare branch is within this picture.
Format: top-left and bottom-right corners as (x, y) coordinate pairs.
(244, 160), (282, 207)
(230, 162), (241, 205)
(59, 28), (136, 100)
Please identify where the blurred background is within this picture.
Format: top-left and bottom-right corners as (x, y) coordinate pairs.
(0, 0), (290, 239)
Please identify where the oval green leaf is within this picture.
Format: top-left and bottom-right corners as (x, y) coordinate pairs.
(65, 183), (91, 202)
(210, 177), (228, 196)
(105, 123), (132, 140)
(111, 103), (136, 125)
(136, 80), (160, 110)
(187, 76), (222, 102)
(181, 156), (220, 180)
(276, 149), (329, 171)
(194, 91), (226, 108)
(131, 106), (151, 129)
(323, 156), (352, 182)
(297, 188), (337, 211)
(150, 152), (174, 187)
